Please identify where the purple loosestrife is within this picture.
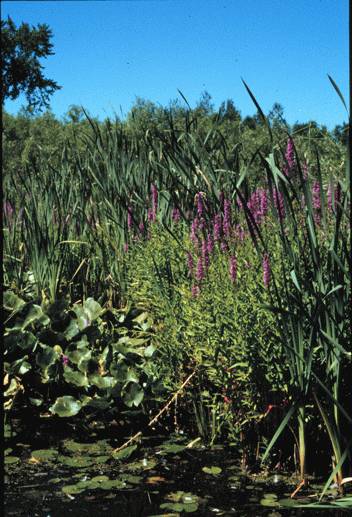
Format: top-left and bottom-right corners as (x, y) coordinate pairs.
(201, 239), (210, 269)
(195, 257), (205, 282)
(172, 207), (181, 223)
(206, 233), (214, 255)
(220, 241), (228, 253)
(302, 162), (309, 180)
(62, 355), (69, 367)
(284, 138), (295, 176)
(127, 206), (133, 230)
(234, 224), (245, 242)
(213, 213), (222, 241)
(312, 181), (322, 224)
(229, 255), (237, 283)
(187, 252), (194, 276)
(123, 243), (129, 253)
(191, 284), (200, 298)
(312, 181), (321, 209)
(262, 253), (271, 288)
(139, 221), (145, 234)
(196, 192), (204, 218)
(223, 199), (232, 236)
(190, 218), (199, 246)
(273, 188), (285, 220)
(259, 188), (268, 219)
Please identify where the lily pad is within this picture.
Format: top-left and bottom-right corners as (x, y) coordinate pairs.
(5, 456), (20, 465)
(49, 396), (82, 417)
(31, 449), (58, 462)
(111, 444), (138, 461)
(58, 455), (96, 467)
(202, 466), (222, 476)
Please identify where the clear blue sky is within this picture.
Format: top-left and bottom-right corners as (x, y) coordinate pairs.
(2, 0), (349, 128)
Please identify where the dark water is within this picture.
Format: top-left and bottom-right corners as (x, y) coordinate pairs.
(4, 427), (351, 516)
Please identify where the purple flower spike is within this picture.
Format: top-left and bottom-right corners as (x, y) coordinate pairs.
(273, 188), (285, 220)
(139, 221), (145, 233)
(196, 192), (204, 218)
(223, 199), (232, 236)
(229, 255), (237, 283)
(284, 138), (295, 176)
(62, 355), (69, 367)
(127, 206), (133, 230)
(262, 253), (271, 288)
(302, 162), (309, 180)
(172, 207), (181, 222)
(190, 218), (199, 245)
(191, 285), (200, 298)
(213, 213), (222, 241)
(123, 242), (129, 253)
(201, 239), (210, 269)
(220, 241), (228, 253)
(312, 181), (321, 210)
(195, 257), (205, 282)
(206, 233), (214, 255)
(187, 252), (194, 275)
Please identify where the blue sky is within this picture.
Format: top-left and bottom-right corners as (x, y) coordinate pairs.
(2, 0), (349, 128)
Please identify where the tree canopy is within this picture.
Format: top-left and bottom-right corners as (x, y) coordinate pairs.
(1, 16), (61, 111)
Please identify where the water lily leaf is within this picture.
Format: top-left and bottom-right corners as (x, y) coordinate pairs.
(58, 455), (95, 467)
(66, 346), (91, 365)
(64, 367), (89, 387)
(49, 396), (82, 417)
(31, 449), (58, 462)
(111, 445), (138, 461)
(124, 458), (158, 471)
(5, 456), (20, 464)
(3, 291), (25, 312)
(159, 444), (186, 455)
(63, 319), (80, 340)
(260, 498), (279, 507)
(5, 448), (13, 456)
(91, 475), (109, 482)
(99, 479), (127, 490)
(202, 466), (222, 476)
(82, 298), (103, 321)
(5, 329), (37, 352)
(89, 374), (116, 389)
(13, 304), (49, 330)
(62, 484), (86, 495)
(123, 382), (144, 407)
(85, 397), (112, 410)
(36, 344), (59, 369)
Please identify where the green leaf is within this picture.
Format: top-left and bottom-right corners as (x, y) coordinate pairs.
(112, 445), (138, 461)
(202, 466), (222, 476)
(5, 329), (37, 353)
(3, 291), (25, 312)
(49, 396), (82, 417)
(63, 367), (89, 387)
(123, 382), (144, 407)
(36, 344), (59, 369)
(89, 374), (117, 389)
